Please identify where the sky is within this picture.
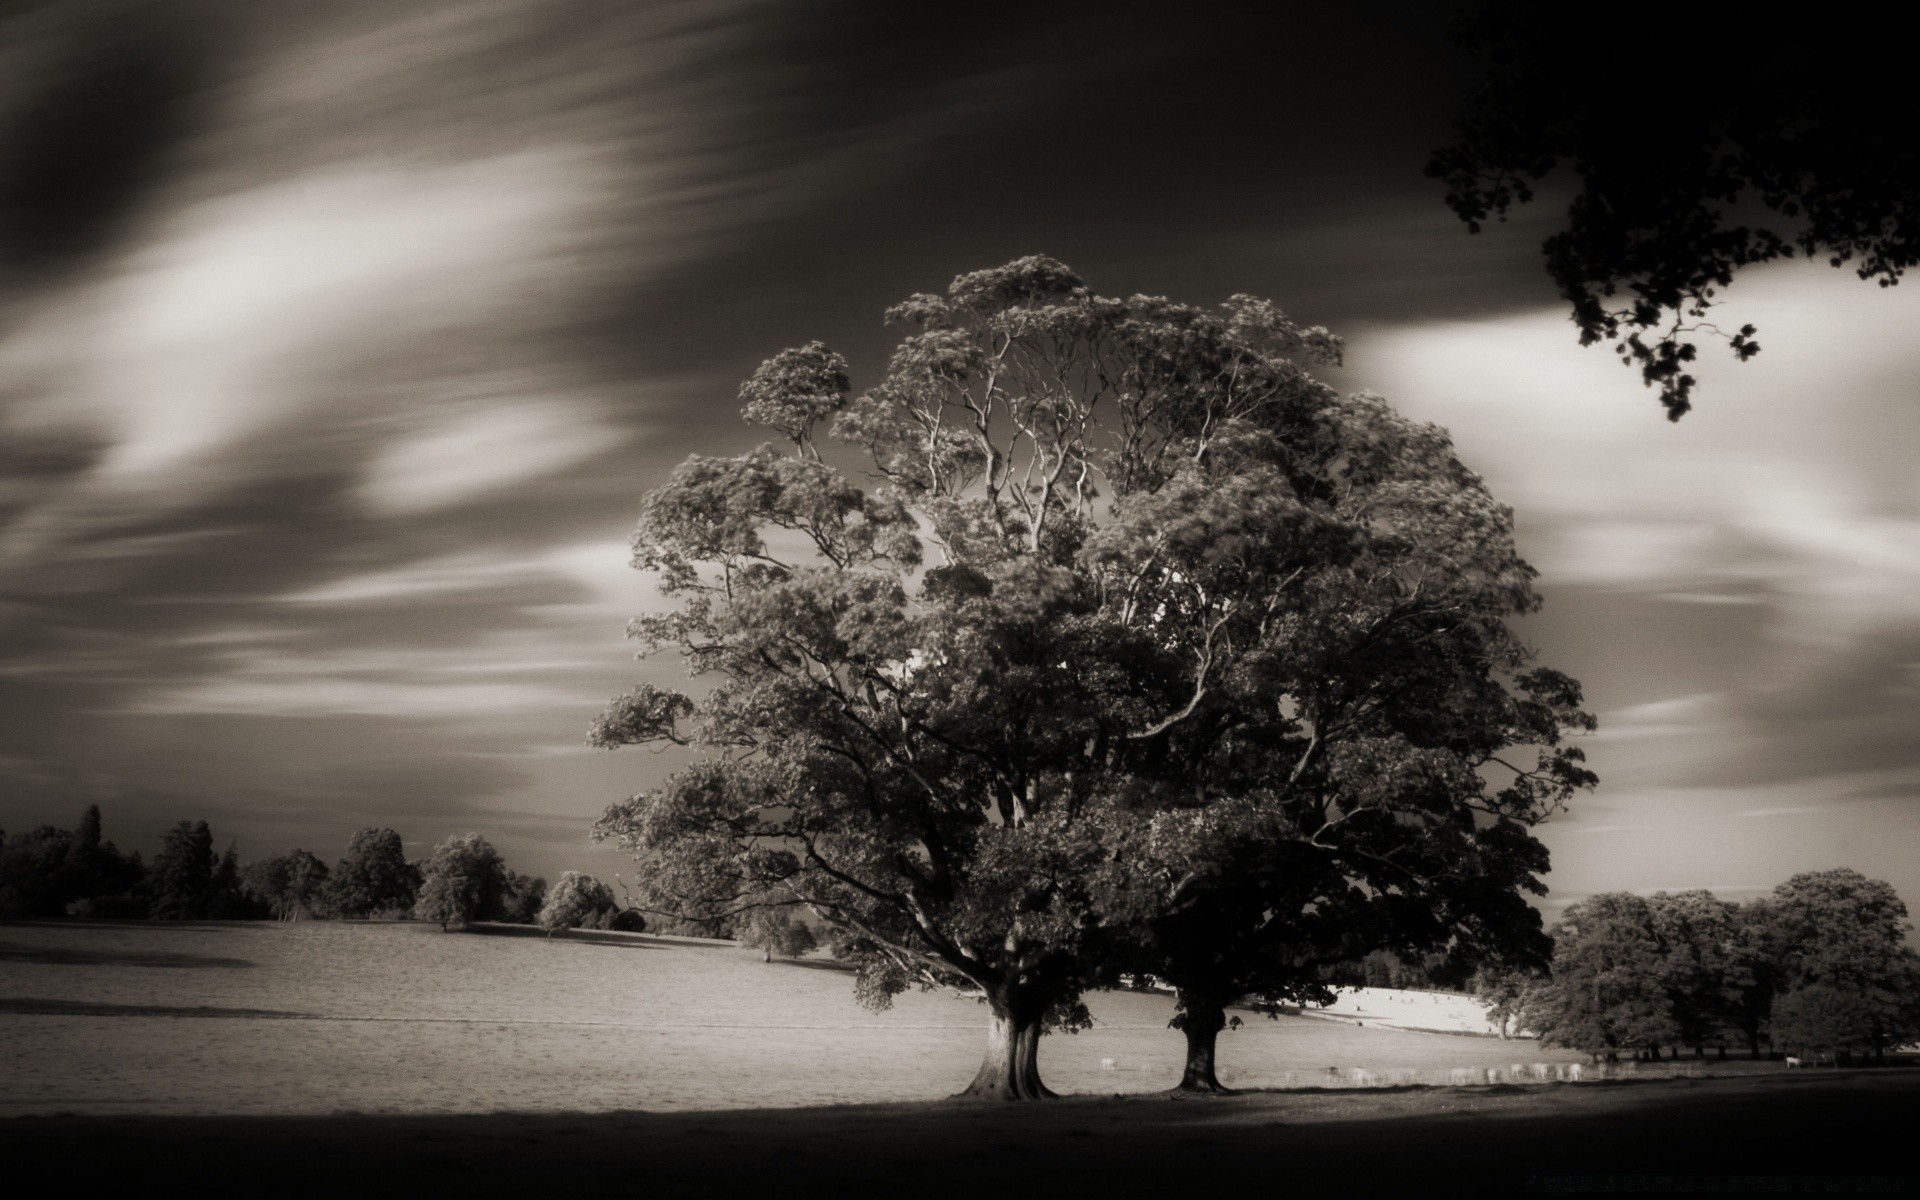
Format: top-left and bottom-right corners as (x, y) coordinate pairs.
(2, 0), (1916, 925)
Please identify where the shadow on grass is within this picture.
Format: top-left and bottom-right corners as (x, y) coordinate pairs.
(1, 1073), (1914, 1196)
(1, 919), (249, 934)
(0, 941), (256, 969)
(0, 997), (309, 1019)
(770, 957), (857, 973)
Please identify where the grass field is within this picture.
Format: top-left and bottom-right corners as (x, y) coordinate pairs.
(5, 919), (1916, 1193)
(0, 919), (1594, 1115)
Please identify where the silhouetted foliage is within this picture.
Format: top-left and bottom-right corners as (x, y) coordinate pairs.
(1431, 1), (1920, 418)
(147, 821), (232, 920)
(0, 805), (145, 919)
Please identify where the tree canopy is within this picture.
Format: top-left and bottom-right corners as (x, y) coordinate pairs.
(537, 871), (618, 936)
(241, 849), (331, 921)
(595, 255), (1590, 1099)
(1430, 1), (1920, 418)
(1522, 870), (1920, 1062)
(328, 827), (418, 918)
(1529, 893), (1680, 1059)
(413, 833), (508, 930)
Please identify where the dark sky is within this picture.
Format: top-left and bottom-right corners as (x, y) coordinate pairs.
(3, 0), (1916, 921)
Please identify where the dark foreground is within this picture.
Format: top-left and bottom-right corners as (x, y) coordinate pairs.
(6, 1071), (1916, 1196)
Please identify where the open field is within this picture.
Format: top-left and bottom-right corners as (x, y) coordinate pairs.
(4, 920), (1917, 1192)
(0, 919), (1597, 1115)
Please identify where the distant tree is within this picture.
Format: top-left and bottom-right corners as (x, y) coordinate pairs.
(1727, 897), (1785, 1058)
(412, 833), (507, 931)
(206, 844), (248, 918)
(1531, 893), (1680, 1060)
(1471, 964), (1547, 1040)
(242, 850), (331, 921)
(536, 871), (617, 937)
(732, 892), (819, 963)
(328, 828), (418, 918)
(501, 870), (547, 925)
(1761, 869), (1920, 1061)
(1430, 1), (1920, 419)
(1648, 890), (1749, 1057)
(1771, 984), (1883, 1063)
(0, 805), (149, 918)
(0, 823), (74, 918)
(147, 821), (217, 920)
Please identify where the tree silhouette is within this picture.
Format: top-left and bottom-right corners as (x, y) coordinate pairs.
(1431, 1), (1920, 418)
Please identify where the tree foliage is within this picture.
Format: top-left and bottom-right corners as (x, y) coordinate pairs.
(1529, 893), (1679, 1058)
(537, 871), (618, 935)
(1526, 871), (1919, 1060)
(0, 806), (146, 919)
(501, 870), (547, 925)
(1760, 869), (1920, 1058)
(241, 850), (331, 921)
(1647, 890), (1750, 1054)
(594, 255), (1590, 1099)
(328, 827), (418, 918)
(732, 890), (820, 963)
(1430, 1), (1920, 418)
(412, 833), (507, 930)
(147, 821), (247, 920)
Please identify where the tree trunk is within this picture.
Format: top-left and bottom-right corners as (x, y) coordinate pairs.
(1174, 997), (1232, 1094)
(958, 992), (1055, 1101)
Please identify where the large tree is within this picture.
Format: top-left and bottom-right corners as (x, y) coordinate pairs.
(1429, 1), (1920, 419)
(595, 255), (1587, 1099)
(1104, 380), (1592, 1089)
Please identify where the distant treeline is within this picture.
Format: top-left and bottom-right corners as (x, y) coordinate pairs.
(1474, 869), (1920, 1065)
(0, 806), (818, 959)
(0, 806), (545, 926)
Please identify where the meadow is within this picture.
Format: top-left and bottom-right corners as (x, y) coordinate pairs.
(0, 919), (1589, 1116)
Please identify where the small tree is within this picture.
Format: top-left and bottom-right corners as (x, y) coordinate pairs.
(329, 827), (418, 918)
(412, 833), (506, 931)
(537, 871), (617, 936)
(733, 894), (819, 963)
(1472, 964), (1548, 1040)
